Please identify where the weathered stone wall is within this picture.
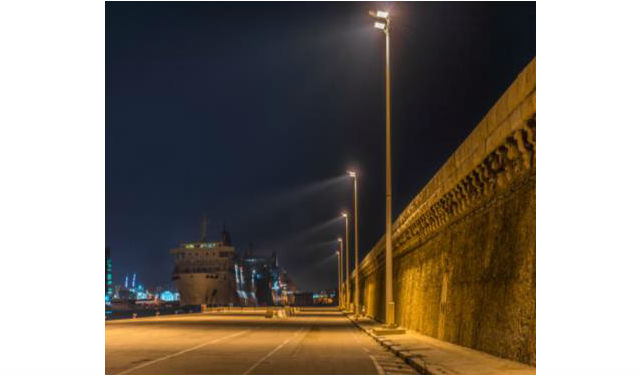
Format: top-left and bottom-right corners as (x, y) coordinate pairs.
(351, 58), (536, 365)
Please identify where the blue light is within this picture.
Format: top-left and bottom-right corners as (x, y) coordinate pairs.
(160, 290), (177, 301)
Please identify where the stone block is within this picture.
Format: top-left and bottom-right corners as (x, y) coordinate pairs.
(485, 107), (499, 134)
(455, 130), (482, 170)
(442, 165), (457, 191)
(459, 155), (477, 179)
(509, 106), (523, 132)
(519, 91), (536, 122)
(507, 72), (525, 114)
(486, 119), (511, 154)
(454, 144), (466, 169)
(466, 121), (486, 151)
(520, 60), (536, 101)
(429, 169), (443, 194)
(372, 328), (406, 336)
(495, 92), (510, 126)
(470, 143), (486, 169)
(475, 117), (488, 140)
(526, 58), (536, 90)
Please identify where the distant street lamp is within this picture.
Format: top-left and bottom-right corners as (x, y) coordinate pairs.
(335, 250), (341, 307)
(337, 237), (344, 309)
(347, 171), (360, 318)
(341, 212), (350, 311)
(369, 9), (396, 327)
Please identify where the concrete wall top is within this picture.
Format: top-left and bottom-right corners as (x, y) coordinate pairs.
(358, 57), (536, 274)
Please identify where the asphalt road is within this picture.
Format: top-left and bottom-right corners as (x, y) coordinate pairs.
(106, 307), (417, 375)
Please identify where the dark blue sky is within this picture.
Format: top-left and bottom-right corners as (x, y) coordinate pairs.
(106, 2), (535, 291)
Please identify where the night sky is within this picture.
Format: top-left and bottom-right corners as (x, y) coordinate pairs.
(106, 2), (535, 291)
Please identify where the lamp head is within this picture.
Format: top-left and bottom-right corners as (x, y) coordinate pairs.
(369, 10), (389, 19)
(341, 212), (348, 218)
(337, 238), (343, 243)
(347, 170), (356, 178)
(370, 10), (389, 32)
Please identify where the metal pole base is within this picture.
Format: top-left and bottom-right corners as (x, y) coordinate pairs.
(385, 301), (396, 327)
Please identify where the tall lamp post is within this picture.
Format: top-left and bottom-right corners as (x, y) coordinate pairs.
(341, 212), (350, 311)
(369, 9), (396, 327)
(348, 171), (360, 318)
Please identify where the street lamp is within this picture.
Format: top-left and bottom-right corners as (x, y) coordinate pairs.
(369, 9), (396, 327)
(347, 171), (360, 318)
(335, 250), (341, 307)
(337, 237), (344, 309)
(341, 211), (350, 312)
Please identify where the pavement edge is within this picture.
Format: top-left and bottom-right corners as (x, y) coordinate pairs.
(344, 314), (432, 375)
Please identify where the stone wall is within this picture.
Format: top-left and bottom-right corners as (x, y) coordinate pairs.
(351, 58), (536, 365)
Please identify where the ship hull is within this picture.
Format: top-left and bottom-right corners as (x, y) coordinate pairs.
(173, 273), (237, 306)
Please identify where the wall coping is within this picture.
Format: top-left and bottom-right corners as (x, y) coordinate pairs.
(357, 57), (536, 275)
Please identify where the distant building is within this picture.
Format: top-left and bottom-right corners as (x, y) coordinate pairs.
(105, 247), (113, 304)
(236, 247), (296, 306)
(236, 249), (279, 306)
(293, 290), (336, 306)
(311, 290), (336, 305)
(170, 222), (238, 306)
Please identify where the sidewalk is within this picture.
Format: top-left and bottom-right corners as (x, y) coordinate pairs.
(347, 315), (535, 375)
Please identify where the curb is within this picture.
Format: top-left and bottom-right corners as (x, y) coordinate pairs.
(345, 314), (431, 375)
(105, 310), (204, 322)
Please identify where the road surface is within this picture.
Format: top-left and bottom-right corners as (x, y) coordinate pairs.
(106, 307), (417, 375)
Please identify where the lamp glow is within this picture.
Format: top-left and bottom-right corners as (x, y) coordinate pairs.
(376, 11), (389, 18)
(347, 171), (356, 178)
(374, 21), (386, 30)
(342, 212), (348, 218)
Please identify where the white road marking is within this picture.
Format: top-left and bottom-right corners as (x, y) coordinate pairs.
(114, 330), (249, 375)
(369, 354), (386, 375)
(242, 328), (304, 375)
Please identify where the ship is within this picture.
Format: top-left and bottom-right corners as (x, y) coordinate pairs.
(170, 219), (239, 306)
